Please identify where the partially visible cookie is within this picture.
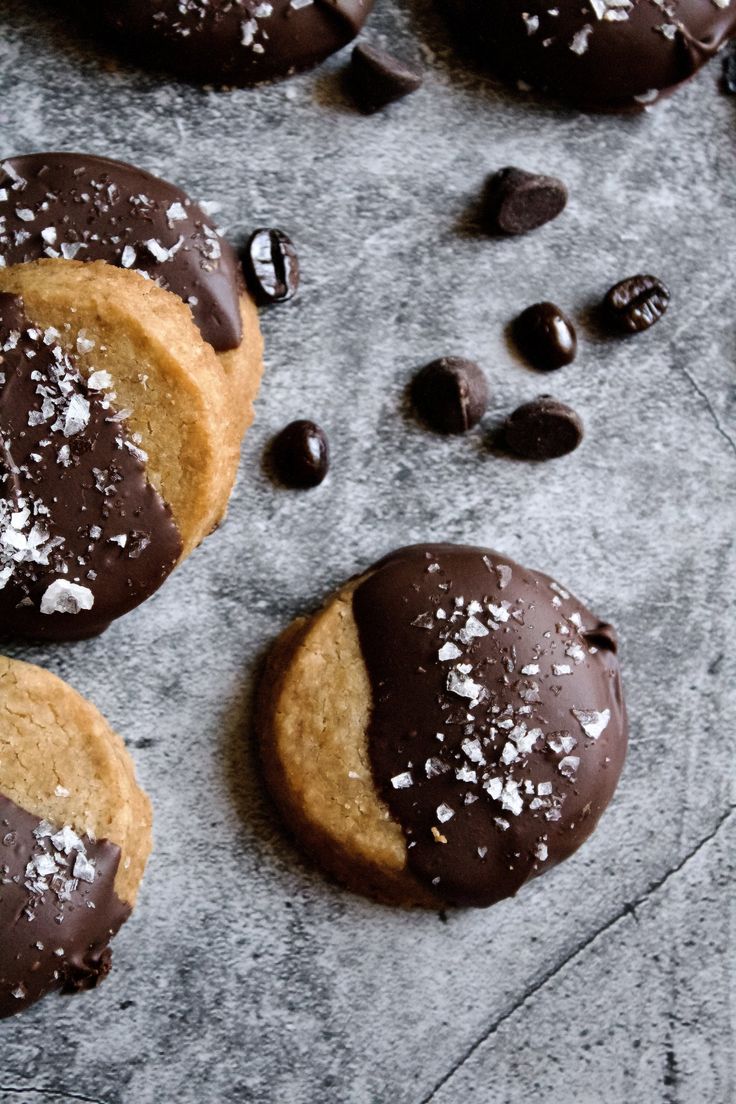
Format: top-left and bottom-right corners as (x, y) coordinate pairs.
(447, 0), (736, 110)
(94, 1), (374, 86)
(259, 544), (628, 908)
(0, 655), (152, 1018)
(0, 262), (234, 639)
(0, 152), (264, 435)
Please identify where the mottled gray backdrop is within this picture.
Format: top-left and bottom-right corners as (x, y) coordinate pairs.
(0, 2), (733, 1102)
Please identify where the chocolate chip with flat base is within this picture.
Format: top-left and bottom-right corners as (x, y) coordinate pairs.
(411, 357), (489, 434)
(603, 274), (670, 334)
(270, 421), (329, 488)
(243, 229), (299, 305)
(486, 168), (567, 235)
(349, 44), (423, 113)
(514, 302), (577, 370)
(502, 396), (583, 460)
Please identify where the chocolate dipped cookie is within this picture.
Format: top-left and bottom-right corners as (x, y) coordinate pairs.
(0, 262), (233, 639)
(0, 151), (265, 641)
(0, 152), (263, 437)
(447, 0), (736, 109)
(0, 655), (152, 1018)
(94, 0), (374, 86)
(259, 544), (627, 908)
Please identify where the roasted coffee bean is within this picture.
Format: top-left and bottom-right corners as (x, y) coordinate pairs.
(243, 228), (299, 304)
(270, 420), (329, 488)
(723, 45), (736, 93)
(502, 396), (583, 460)
(603, 274), (670, 333)
(514, 301), (577, 370)
(486, 168), (567, 235)
(411, 357), (489, 434)
(349, 43), (423, 113)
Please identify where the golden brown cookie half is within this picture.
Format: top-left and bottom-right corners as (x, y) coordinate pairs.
(259, 544), (628, 909)
(0, 655), (152, 1018)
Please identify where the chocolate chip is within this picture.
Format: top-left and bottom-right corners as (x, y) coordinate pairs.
(603, 274), (670, 334)
(485, 168), (567, 236)
(243, 229), (299, 305)
(502, 396), (583, 460)
(411, 357), (489, 435)
(270, 421), (329, 489)
(513, 302), (577, 371)
(349, 44), (423, 113)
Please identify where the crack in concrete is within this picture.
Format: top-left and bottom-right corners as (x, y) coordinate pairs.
(0, 1084), (108, 1104)
(417, 807), (735, 1104)
(676, 365), (736, 461)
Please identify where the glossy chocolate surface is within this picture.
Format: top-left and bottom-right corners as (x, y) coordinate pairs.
(450, 0), (736, 108)
(0, 792), (130, 1019)
(0, 152), (243, 352)
(98, 0), (374, 86)
(0, 293), (182, 641)
(353, 544), (627, 907)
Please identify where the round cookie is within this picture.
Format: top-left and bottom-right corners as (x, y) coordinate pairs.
(447, 0), (736, 109)
(0, 152), (264, 431)
(259, 544), (628, 908)
(0, 655), (152, 1018)
(0, 262), (233, 639)
(95, 0), (375, 86)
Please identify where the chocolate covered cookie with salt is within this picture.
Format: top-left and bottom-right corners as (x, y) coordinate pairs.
(96, 0), (374, 86)
(446, 0), (736, 109)
(259, 544), (627, 907)
(0, 656), (151, 1018)
(0, 151), (264, 640)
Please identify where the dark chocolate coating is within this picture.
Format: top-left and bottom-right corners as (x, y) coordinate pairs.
(0, 294), (182, 641)
(97, 0), (374, 86)
(0, 792), (130, 1018)
(353, 544), (627, 908)
(449, 0), (736, 109)
(0, 152), (243, 352)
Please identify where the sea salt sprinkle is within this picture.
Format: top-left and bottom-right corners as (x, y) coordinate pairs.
(401, 550), (618, 876)
(0, 319), (156, 615)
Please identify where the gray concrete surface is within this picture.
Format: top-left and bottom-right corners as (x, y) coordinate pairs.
(0, 2), (733, 1102)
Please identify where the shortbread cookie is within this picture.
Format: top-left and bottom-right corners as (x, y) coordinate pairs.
(0, 265), (231, 639)
(0, 153), (264, 434)
(260, 544), (628, 907)
(96, 1), (374, 86)
(0, 655), (152, 1018)
(448, 0), (736, 109)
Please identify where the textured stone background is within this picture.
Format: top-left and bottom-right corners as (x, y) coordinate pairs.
(0, 2), (734, 1102)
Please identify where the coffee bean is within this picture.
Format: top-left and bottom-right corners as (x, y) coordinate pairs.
(513, 302), (577, 371)
(349, 44), (423, 113)
(502, 396), (583, 460)
(603, 274), (670, 333)
(270, 421), (329, 488)
(486, 168), (567, 236)
(243, 228), (299, 304)
(411, 357), (489, 434)
(723, 45), (736, 93)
